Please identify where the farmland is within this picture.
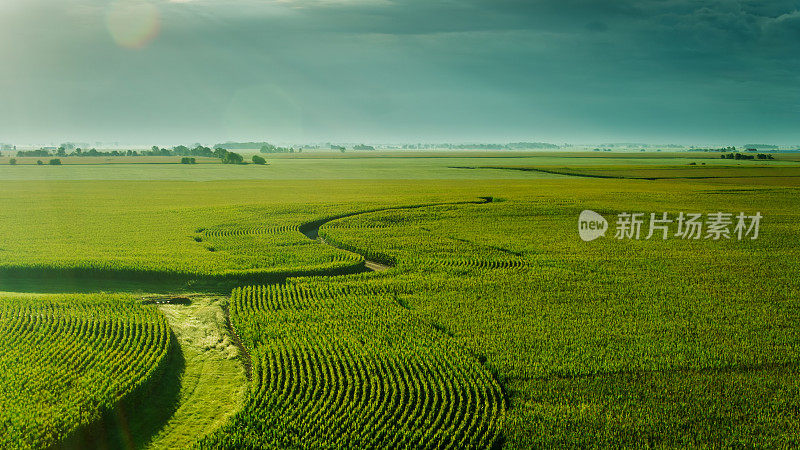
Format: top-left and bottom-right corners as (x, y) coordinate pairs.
(0, 294), (171, 449)
(0, 152), (798, 448)
(317, 189), (800, 447)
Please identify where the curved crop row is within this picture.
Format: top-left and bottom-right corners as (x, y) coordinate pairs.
(314, 202), (532, 272)
(198, 224), (367, 280)
(317, 227), (397, 267)
(203, 224), (300, 238)
(323, 221), (393, 229)
(411, 258), (527, 270)
(197, 281), (505, 449)
(0, 294), (172, 450)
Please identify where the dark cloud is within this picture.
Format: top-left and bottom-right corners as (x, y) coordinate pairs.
(1, 0), (799, 144)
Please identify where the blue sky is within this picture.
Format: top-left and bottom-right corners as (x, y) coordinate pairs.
(1, 0), (799, 145)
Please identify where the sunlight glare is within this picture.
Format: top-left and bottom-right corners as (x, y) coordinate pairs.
(106, 1), (160, 49)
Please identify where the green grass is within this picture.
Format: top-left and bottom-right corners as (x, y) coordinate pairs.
(144, 297), (248, 449)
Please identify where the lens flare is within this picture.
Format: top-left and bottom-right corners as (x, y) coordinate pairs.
(106, 1), (160, 49)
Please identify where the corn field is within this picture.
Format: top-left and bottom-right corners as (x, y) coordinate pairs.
(0, 294), (172, 449)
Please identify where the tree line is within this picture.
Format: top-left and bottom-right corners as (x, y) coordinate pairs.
(13, 145), (260, 165)
(721, 153), (775, 160)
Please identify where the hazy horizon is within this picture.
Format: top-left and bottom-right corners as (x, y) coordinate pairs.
(3, 1), (800, 144)
(7, 141), (799, 152)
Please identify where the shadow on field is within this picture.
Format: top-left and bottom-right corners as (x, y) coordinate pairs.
(0, 274), (197, 294)
(0, 267), (222, 294)
(51, 332), (186, 450)
(0, 263), (368, 295)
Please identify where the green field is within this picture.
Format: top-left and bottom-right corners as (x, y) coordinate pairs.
(1, 152), (798, 448)
(0, 294), (171, 449)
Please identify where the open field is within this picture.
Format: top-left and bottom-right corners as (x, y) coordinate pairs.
(317, 188), (800, 447)
(0, 152), (798, 448)
(2, 151), (798, 181)
(460, 164), (800, 180)
(0, 156), (222, 165)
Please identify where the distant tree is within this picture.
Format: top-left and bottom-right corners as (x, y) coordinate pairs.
(180, 157), (196, 164)
(57, 146), (66, 156)
(214, 148), (228, 159)
(49, 159), (62, 165)
(36, 160), (43, 165)
(252, 155), (267, 165)
(259, 143), (294, 154)
(17, 149), (51, 157)
(190, 146), (214, 157)
(9, 158), (16, 165)
(222, 152), (244, 164)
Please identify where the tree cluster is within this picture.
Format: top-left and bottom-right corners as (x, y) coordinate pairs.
(16, 149), (51, 157)
(721, 153), (774, 160)
(220, 150), (244, 164)
(260, 143), (295, 154)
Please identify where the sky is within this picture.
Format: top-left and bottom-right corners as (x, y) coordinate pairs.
(1, 0), (799, 146)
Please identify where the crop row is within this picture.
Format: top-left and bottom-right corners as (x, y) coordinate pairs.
(318, 210), (529, 271)
(0, 294), (172, 450)
(203, 224), (300, 238)
(415, 258), (527, 270)
(197, 281), (505, 449)
(317, 227), (397, 267)
(297, 197), (800, 449)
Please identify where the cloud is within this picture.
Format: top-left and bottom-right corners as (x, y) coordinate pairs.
(2, 0), (800, 144)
